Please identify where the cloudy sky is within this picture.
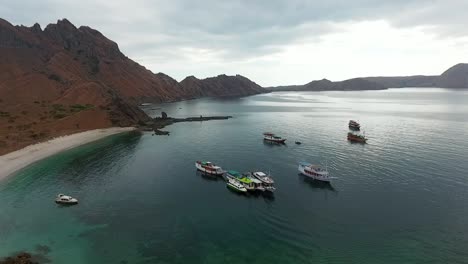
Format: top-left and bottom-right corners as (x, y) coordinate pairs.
(2, 0), (468, 86)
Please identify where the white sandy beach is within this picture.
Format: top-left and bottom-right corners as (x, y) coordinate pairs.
(0, 127), (135, 181)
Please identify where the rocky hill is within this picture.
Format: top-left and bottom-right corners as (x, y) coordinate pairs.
(0, 18), (264, 154)
(179, 74), (264, 97)
(269, 64), (468, 92)
(269, 78), (385, 91)
(437, 63), (468, 88)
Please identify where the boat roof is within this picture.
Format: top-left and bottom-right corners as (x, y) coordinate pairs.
(239, 177), (252, 183)
(263, 132), (275, 136)
(227, 170), (241, 176)
(254, 171), (267, 176)
(249, 178), (262, 183)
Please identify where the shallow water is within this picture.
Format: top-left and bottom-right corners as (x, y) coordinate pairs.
(1, 88), (468, 263)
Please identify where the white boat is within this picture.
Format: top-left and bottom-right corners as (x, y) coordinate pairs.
(263, 132), (286, 143)
(252, 171), (276, 192)
(298, 162), (331, 182)
(226, 177), (247, 193)
(247, 174), (265, 192)
(55, 194), (78, 205)
(195, 161), (224, 176)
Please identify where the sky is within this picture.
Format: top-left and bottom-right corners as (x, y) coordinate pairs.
(1, 0), (468, 86)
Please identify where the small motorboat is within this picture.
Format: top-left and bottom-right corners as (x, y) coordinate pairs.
(347, 132), (367, 143)
(298, 162), (332, 182)
(226, 177), (247, 193)
(348, 120), (361, 130)
(195, 161), (224, 176)
(263, 132), (286, 143)
(252, 171), (276, 192)
(295, 141), (302, 145)
(55, 194), (78, 205)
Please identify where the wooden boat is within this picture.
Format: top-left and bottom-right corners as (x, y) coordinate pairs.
(252, 171), (276, 192)
(263, 132), (286, 143)
(347, 132), (367, 143)
(195, 161), (224, 176)
(298, 162), (332, 182)
(348, 120), (361, 130)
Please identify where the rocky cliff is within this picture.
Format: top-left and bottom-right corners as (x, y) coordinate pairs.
(0, 18), (264, 154)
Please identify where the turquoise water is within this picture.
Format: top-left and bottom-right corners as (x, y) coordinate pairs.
(1, 88), (468, 263)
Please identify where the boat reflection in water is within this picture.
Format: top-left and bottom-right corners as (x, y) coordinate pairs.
(298, 173), (336, 192)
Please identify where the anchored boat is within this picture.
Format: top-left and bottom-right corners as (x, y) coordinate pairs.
(226, 171), (256, 191)
(55, 194), (78, 205)
(263, 132), (286, 143)
(298, 162), (331, 182)
(195, 161), (224, 175)
(247, 173), (266, 192)
(252, 171), (276, 192)
(348, 120), (361, 130)
(226, 177), (247, 193)
(347, 132), (367, 143)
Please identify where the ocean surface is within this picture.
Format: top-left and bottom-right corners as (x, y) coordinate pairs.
(1, 88), (468, 264)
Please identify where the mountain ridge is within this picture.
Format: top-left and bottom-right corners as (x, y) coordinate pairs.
(268, 64), (468, 91)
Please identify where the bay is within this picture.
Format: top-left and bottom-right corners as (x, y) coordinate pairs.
(1, 88), (468, 263)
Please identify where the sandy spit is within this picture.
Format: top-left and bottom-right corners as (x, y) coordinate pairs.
(0, 127), (135, 180)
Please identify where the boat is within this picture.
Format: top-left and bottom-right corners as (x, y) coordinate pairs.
(55, 194), (78, 205)
(348, 120), (360, 130)
(347, 132), (367, 143)
(195, 161), (224, 175)
(263, 132), (286, 143)
(298, 162), (331, 182)
(226, 171), (256, 191)
(252, 171), (276, 192)
(295, 141), (302, 145)
(226, 177), (247, 193)
(246, 173), (265, 192)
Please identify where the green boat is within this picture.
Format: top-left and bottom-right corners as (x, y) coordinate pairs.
(226, 171), (255, 191)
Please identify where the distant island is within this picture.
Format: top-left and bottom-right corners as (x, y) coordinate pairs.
(268, 63), (468, 92)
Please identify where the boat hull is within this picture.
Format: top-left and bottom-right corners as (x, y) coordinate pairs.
(347, 136), (367, 143)
(263, 138), (286, 143)
(298, 165), (331, 182)
(55, 200), (78, 205)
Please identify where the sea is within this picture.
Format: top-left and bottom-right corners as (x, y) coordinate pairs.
(1, 88), (468, 264)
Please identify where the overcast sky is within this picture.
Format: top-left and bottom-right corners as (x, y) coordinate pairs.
(2, 0), (468, 86)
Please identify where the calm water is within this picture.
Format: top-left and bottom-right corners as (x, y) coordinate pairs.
(1, 88), (468, 263)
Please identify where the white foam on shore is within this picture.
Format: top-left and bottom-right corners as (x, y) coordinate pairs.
(0, 127), (135, 180)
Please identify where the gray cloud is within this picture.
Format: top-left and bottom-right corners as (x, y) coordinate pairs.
(1, 0), (467, 82)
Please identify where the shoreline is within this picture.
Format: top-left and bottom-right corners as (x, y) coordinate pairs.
(0, 127), (135, 181)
